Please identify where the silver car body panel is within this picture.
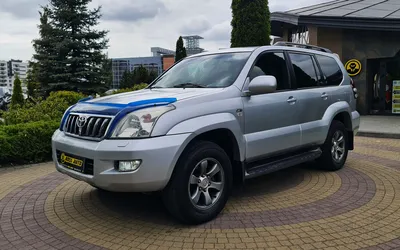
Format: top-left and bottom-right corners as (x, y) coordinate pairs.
(52, 129), (194, 192)
(52, 45), (360, 192)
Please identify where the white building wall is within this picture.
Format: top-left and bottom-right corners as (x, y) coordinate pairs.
(0, 60), (29, 96)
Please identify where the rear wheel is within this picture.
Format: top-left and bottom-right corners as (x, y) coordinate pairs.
(162, 141), (232, 224)
(317, 120), (349, 171)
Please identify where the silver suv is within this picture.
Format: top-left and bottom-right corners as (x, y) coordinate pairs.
(52, 42), (360, 224)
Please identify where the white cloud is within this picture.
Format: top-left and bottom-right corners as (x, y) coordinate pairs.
(180, 16), (212, 35)
(0, 0), (330, 61)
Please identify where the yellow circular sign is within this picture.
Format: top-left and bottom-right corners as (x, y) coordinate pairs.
(345, 59), (362, 76)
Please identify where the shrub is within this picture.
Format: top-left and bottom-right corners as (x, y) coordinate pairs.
(112, 83), (148, 95)
(3, 91), (85, 125)
(0, 120), (60, 164)
(46, 90), (86, 105)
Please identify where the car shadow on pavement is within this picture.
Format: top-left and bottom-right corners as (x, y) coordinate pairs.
(93, 161), (328, 226)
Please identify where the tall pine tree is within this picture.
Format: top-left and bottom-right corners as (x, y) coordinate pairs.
(175, 36), (187, 62)
(231, 0), (271, 47)
(32, 0), (109, 95)
(32, 7), (56, 93)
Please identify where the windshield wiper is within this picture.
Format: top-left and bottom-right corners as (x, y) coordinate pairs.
(172, 82), (205, 88)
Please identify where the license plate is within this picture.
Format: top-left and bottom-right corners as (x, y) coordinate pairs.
(59, 152), (84, 173)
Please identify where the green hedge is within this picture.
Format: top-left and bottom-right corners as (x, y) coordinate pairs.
(0, 87), (149, 165)
(2, 91), (85, 125)
(0, 120), (60, 165)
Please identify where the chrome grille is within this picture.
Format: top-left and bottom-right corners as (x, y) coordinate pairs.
(64, 114), (112, 139)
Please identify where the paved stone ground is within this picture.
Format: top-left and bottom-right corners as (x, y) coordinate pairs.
(0, 137), (399, 250)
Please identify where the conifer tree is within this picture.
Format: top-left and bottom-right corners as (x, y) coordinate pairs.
(119, 70), (132, 89)
(231, 0), (271, 47)
(175, 36), (187, 61)
(11, 75), (24, 107)
(32, 0), (109, 94)
(32, 7), (55, 92)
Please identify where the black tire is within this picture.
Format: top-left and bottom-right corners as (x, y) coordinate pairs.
(162, 141), (233, 225)
(317, 120), (349, 171)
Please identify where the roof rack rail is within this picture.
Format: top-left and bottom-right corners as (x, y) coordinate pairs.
(274, 42), (332, 53)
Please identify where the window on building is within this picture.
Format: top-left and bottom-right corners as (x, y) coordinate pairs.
(315, 55), (343, 86)
(249, 52), (290, 90)
(289, 53), (319, 89)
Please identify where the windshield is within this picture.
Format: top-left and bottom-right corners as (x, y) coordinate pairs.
(150, 52), (251, 88)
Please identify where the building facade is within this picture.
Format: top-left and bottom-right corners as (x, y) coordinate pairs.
(271, 0), (400, 116)
(0, 59), (29, 95)
(111, 56), (163, 89)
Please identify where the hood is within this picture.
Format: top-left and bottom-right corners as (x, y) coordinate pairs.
(92, 88), (218, 105)
(69, 88), (220, 115)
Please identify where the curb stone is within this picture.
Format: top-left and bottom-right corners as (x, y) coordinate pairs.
(356, 131), (400, 139)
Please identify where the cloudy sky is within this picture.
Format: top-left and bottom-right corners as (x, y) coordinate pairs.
(0, 0), (328, 61)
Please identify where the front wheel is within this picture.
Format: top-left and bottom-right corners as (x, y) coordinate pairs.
(317, 120), (349, 171)
(162, 141), (232, 224)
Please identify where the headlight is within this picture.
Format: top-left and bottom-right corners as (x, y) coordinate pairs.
(111, 105), (175, 138)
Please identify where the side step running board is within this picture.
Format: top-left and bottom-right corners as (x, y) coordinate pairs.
(245, 149), (322, 180)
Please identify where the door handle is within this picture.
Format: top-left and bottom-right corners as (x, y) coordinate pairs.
(287, 96), (297, 104)
(321, 93), (329, 99)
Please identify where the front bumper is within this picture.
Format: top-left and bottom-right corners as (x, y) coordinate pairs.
(52, 130), (191, 192)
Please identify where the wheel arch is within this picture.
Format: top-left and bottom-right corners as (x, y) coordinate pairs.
(322, 102), (355, 150)
(332, 111), (354, 150)
(188, 129), (244, 185)
(167, 115), (246, 188)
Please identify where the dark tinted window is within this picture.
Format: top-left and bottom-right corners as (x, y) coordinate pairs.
(315, 55), (343, 86)
(249, 52), (290, 90)
(289, 53), (319, 89)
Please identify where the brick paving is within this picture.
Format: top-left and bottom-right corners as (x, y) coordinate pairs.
(0, 137), (399, 249)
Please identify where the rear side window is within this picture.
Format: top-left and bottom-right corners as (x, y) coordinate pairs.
(289, 53), (319, 89)
(315, 55), (343, 86)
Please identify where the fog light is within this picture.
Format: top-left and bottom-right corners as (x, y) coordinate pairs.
(118, 160), (141, 172)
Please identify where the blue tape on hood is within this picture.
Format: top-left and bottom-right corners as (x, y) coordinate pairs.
(60, 97), (177, 132)
(70, 98), (177, 115)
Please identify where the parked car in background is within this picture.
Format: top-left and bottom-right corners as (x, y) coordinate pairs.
(52, 42), (360, 224)
(0, 89), (11, 111)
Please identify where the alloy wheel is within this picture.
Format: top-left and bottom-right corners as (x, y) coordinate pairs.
(188, 158), (225, 209)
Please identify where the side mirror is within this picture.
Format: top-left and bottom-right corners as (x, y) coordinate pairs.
(248, 75), (277, 95)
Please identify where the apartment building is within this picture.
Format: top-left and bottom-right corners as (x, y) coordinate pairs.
(0, 59), (29, 95)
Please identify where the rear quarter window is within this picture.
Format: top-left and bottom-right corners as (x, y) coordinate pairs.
(315, 55), (343, 86)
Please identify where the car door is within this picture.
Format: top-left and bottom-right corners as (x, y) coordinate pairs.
(286, 52), (329, 146)
(314, 54), (347, 106)
(242, 51), (302, 161)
